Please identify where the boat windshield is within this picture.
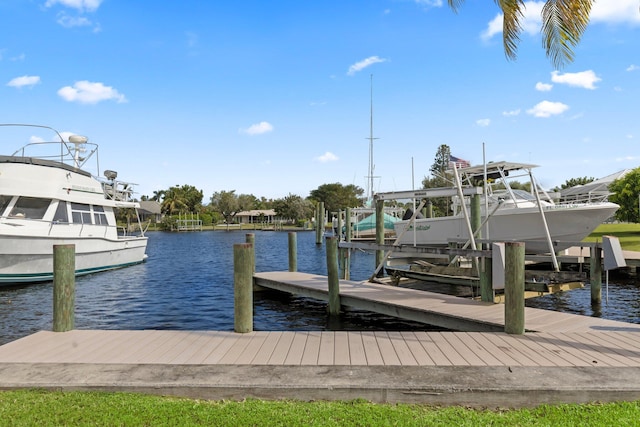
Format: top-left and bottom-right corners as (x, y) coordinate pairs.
(490, 189), (537, 202)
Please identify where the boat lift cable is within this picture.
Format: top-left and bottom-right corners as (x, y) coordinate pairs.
(529, 170), (559, 271)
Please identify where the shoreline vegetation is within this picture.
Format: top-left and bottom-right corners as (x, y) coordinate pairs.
(3, 223), (639, 424)
(144, 222), (640, 251)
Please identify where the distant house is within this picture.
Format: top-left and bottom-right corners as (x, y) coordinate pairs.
(560, 169), (631, 203)
(236, 209), (277, 224)
(138, 201), (162, 223)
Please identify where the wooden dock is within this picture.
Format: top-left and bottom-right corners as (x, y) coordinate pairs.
(253, 271), (640, 333)
(2, 329), (640, 406)
(2, 271), (640, 406)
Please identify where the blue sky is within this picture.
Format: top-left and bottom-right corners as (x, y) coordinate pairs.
(2, 1), (639, 202)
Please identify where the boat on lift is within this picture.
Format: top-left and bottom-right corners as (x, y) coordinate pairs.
(0, 124), (148, 284)
(387, 161), (619, 254)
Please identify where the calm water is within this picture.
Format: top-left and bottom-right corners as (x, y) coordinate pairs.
(1, 230), (638, 345)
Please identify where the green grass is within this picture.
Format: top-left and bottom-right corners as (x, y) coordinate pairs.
(584, 223), (640, 252)
(0, 391), (639, 426)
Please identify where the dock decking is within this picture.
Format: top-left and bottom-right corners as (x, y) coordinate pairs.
(2, 271), (640, 406)
(254, 271), (640, 333)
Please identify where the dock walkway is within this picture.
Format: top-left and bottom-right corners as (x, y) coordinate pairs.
(254, 271), (640, 333)
(2, 272), (640, 407)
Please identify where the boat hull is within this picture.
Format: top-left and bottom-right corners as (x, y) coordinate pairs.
(394, 203), (619, 254)
(0, 235), (147, 284)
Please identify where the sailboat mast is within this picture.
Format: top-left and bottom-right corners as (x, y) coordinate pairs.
(367, 74), (379, 203)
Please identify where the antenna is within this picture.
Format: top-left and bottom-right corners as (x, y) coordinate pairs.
(366, 74), (380, 203)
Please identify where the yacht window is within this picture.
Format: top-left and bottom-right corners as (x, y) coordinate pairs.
(93, 205), (109, 225)
(10, 197), (51, 219)
(71, 203), (92, 224)
(54, 201), (69, 223)
(0, 195), (12, 217)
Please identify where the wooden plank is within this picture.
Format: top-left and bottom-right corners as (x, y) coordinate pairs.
(545, 333), (634, 367)
(360, 331), (384, 365)
(520, 334), (595, 367)
(373, 331), (401, 365)
(429, 332), (470, 366)
(300, 332), (321, 365)
(331, 332), (349, 365)
(399, 331), (435, 366)
(452, 333), (504, 366)
(267, 331), (296, 365)
(573, 332), (640, 365)
(183, 331), (229, 364)
(218, 333), (255, 364)
(412, 331), (452, 366)
(347, 332), (367, 365)
(250, 331), (283, 364)
(481, 333), (553, 367)
(170, 331), (228, 364)
(233, 333), (270, 364)
(317, 332), (335, 365)
(464, 332), (522, 366)
(386, 332), (418, 366)
(284, 332), (309, 365)
(200, 333), (242, 364)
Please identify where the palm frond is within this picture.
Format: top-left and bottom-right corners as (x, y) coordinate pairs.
(497, 0), (526, 62)
(542, 0), (593, 69)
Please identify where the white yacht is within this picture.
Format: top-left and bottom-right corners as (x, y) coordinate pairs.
(0, 124), (148, 284)
(391, 161), (619, 254)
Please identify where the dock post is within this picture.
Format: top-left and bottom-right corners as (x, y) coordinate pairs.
(479, 244), (494, 303)
(53, 244), (75, 332)
(344, 207), (352, 280)
(326, 237), (341, 316)
(315, 202), (324, 245)
(375, 199), (384, 277)
(504, 241), (525, 335)
(288, 232), (297, 272)
(590, 244), (603, 305)
(245, 233), (255, 272)
(234, 243), (253, 333)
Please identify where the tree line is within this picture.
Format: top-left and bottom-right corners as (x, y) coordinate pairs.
(138, 144), (640, 229)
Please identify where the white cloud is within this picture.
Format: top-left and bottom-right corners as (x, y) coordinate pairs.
(535, 82), (553, 91)
(45, 0), (103, 12)
(57, 81), (127, 104)
(315, 152), (339, 163)
(7, 75), (41, 88)
(476, 118), (491, 127)
(551, 70), (601, 89)
(627, 64), (640, 72)
(591, 0), (640, 24)
(502, 109), (521, 117)
(414, 0), (443, 8)
(526, 100), (569, 118)
(347, 56), (387, 76)
(57, 14), (92, 28)
(239, 121), (274, 135)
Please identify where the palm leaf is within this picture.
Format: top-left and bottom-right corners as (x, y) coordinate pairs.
(542, 0), (592, 69)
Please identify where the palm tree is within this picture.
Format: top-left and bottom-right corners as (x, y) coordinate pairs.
(448, 0), (594, 68)
(161, 188), (187, 215)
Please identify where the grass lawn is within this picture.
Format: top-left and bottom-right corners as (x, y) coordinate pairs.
(584, 223), (640, 252)
(1, 391), (639, 426)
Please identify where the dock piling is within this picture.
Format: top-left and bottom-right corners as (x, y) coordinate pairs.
(233, 243), (254, 333)
(288, 232), (297, 272)
(504, 242), (525, 335)
(375, 199), (384, 277)
(326, 237), (341, 316)
(53, 244), (75, 332)
(590, 244), (603, 305)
